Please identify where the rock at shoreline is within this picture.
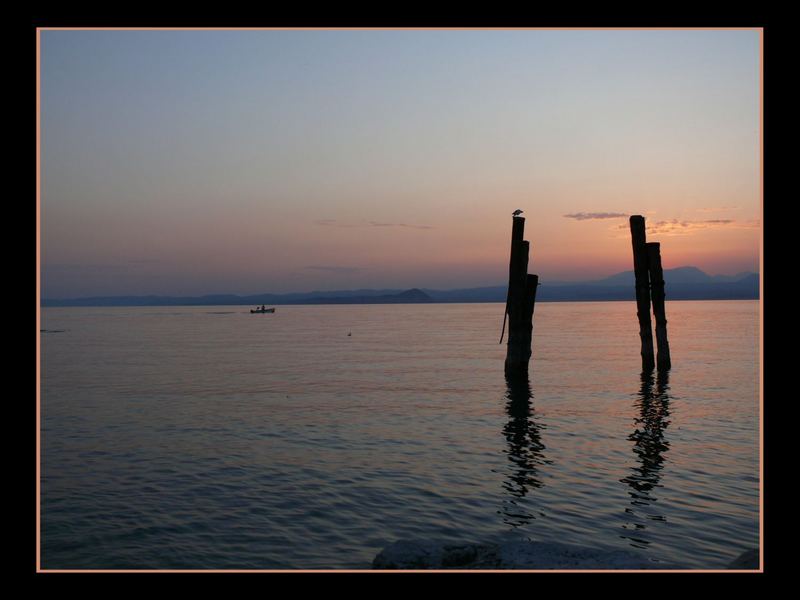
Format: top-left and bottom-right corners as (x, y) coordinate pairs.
(727, 549), (759, 570)
(372, 540), (499, 570)
(372, 540), (678, 570)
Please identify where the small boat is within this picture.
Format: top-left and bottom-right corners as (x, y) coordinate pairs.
(250, 307), (275, 314)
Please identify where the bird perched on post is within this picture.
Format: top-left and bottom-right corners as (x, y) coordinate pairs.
(512, 209), (524, 216)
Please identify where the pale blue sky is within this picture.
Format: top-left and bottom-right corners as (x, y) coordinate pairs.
(41, 29), (760, 297)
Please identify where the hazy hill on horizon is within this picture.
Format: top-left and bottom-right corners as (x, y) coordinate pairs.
(43, 267), (758, 307)
(571, 265), (757, 287)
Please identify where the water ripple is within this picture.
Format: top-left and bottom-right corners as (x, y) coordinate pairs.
(41, 301), (759, 569)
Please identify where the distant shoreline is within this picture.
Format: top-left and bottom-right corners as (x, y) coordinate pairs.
(42, 297), (758, 308)
(42, 267), (758, 307)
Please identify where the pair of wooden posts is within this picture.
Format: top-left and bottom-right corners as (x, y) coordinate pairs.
(501, 214), (671, 374)
(630, 215), (671, 372)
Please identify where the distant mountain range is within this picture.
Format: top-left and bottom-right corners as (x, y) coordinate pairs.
(43, 266), (758, 307)
(303, 288), (433, 304)
(422, 267), (758, 303)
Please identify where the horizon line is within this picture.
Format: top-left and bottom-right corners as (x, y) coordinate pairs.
(42, 266), (759, 302)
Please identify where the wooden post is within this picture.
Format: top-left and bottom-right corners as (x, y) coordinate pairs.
(646, 242), (671, 371)
(505, 216), (537, 374)
(630, 216), (655, 372)
(511, 215), (525, 244)
(499, 217), (526, 344)
(508, 240), (529, 325)
(512, 273), (539, 368)
(507, 217), (527, 314)
(523, 274), (538, 322)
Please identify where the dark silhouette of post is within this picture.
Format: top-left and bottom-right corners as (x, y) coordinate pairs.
(505, 216), (538, 374)
(523, 274), (539, 332)
(646, 242), (671, 371)
(511, 215), (525, 246)
(630, 216), (655, 372)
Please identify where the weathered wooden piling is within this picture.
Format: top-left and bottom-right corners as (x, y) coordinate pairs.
(646, 242), (671, 371)
(499, 219), (526, 345)
(523, 274), (539, 330)
(629, 216), (655, 372)
(504, 216), (538, 374)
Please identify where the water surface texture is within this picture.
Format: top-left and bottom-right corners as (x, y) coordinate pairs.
(41, 301), (759, 569)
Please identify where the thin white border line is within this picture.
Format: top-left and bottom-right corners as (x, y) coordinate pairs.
(35, 27), (765, 32)
(36, 568), (760, 573)
(36, 26), (43, 574)
(35, 25), (765, 574)
(758, 26), (764, 573)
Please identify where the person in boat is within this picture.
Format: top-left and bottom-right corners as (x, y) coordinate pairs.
(261, 305), (266, 311)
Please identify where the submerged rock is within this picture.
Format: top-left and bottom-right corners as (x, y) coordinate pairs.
(372, 540), (499, 570)
(372, 539), (678, 570)
(727, 549), (759, 570)
(496, 541), (671, 569)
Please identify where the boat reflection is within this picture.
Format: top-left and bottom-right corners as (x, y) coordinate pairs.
(499, 372), (549, 528)
(619, 370), (672, 548)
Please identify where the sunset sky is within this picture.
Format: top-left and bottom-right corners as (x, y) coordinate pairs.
(40, 29), (761, 298)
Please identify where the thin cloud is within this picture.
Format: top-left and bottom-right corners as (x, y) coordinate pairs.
(369, 221), (433, 230)
(47, 260), (163, 271)
(313, 219), (356, 228)
(314, 219), (433, 230)
(695, 206), (740, 213)
(613, 218), (758, 236)
(46, 263), (129, 271)
(564, 212), (629, 221)
(649, 219), (733, 234)
(304, 265), (362, 274)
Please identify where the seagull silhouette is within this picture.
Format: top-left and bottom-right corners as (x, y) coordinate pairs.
(512, 209), (524, 216)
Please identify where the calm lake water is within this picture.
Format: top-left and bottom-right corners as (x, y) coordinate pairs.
(40, 300), (760, 569)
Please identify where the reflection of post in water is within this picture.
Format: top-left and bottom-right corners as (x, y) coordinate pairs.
(620, 370), (671, 549)
(499, 372), (548, 528)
